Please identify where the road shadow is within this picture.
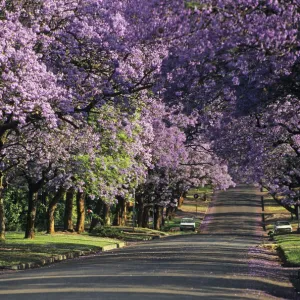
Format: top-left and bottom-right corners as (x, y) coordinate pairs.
(0, 185), (296, 299)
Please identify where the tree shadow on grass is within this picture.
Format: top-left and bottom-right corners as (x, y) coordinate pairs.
(0, 242), (103, 267)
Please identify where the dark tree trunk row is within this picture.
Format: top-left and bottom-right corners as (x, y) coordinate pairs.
(25, 186), (39, 239)
(103, 203), (111, 226)
(113, 196), (127, 226)
(135, 195), (151, 228)
(64, 188), (75, 231)
(25, 164), (53, 239)
(153, 205), (163, 230)
(136, 194), (143, 227)
(166, 206), (176, 220)
(47, 187), (66, 234)
(142, 206), (150, 228)
(25, 184), (87, 237)
(135, 196), (165, 230)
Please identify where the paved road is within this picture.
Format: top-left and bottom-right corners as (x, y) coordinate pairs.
(0, 185), (295, 299)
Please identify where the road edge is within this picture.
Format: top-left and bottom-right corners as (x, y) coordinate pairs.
(1, 241), (126, 271)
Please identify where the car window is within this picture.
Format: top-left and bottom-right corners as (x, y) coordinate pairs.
(276, 221), (290, 226)
(181, 218), (194, 222)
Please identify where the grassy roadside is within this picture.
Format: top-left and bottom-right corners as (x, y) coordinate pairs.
(274, 234), (300, 266)
(0, 227), (170, 269)
(264, 193), (300, 266)
(0, 186), (212, 269)
(0, 232), (120, 268)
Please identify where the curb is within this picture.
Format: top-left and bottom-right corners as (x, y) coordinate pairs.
(1, 242), (126, 271)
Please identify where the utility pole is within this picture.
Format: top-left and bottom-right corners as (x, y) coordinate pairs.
(132, 187), (135, 232)
(194, 193), (199, 215)
(153, 204), (155, 230)
(132, 177), (138, 232)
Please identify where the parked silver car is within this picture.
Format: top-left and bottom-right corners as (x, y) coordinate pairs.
(180, 217), (195, 231)
(274, 221), (292, 234)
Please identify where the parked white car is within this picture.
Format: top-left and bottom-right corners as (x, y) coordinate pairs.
(274, 221), (292, 234)
(180, 217), (196, 231)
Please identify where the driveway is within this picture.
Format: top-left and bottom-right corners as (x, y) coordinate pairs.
(0, 185), (295, 299)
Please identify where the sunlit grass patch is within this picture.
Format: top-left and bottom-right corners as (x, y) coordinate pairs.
(0, 232), (120, 267)
(92, 226), (170, 240)
(179, 204), (208, 214)
(264, 196), (288, 214)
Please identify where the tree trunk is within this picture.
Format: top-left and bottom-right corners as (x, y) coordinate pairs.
(154, 205), (163, 230)
(166, 206), (170, 219)
(113, 196), (126, 226)
(47, 187), (66, 234)
(166, 206), (176, 220)
(142, 206), (150, 228)
(24, 175), (46, 239)
(178, 196), (184, 208)
(76, 191), (85, 233)
(103, 203), (111, 226)
(113, 205), (120, 226)
(89, 198), (104, 232)
(0, 174), (5, 240)
(64, 188), (75, 232)
(120, 196), (126, 226)
(25, 187), (38, 239)
(136, 195), (143, 227)
(166, 206), (172, 220)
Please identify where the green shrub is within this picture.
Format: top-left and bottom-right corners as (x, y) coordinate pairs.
(5, 201), (25, 231)
(90, 226), (125, 239)
(4, 188), (27, 231)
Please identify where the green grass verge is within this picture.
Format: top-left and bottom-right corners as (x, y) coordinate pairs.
(0, 232), (120, 267)
(274, 234), (300, 266)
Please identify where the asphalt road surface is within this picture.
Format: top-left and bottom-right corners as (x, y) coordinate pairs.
(0, 185), (295, 299)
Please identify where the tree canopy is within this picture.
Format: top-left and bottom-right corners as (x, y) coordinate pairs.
(0, 0), (299, 237)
